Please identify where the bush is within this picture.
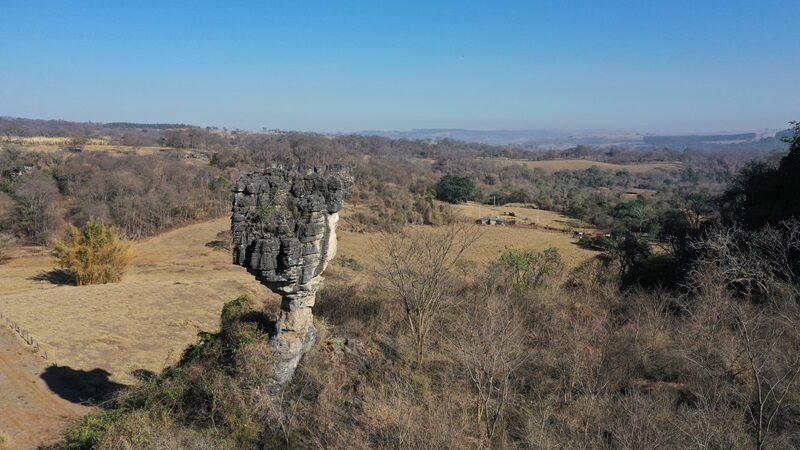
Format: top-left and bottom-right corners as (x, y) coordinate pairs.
(63, 410), (123, 450)
(435, 174), (476, 204)
(52, 218), (134, 285)
(495, 247), (564, 291)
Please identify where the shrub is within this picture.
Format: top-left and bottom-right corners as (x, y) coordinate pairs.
(495, 247), (564, 291)
(63, 410), (123, 450)
(52, 218), (134, 285)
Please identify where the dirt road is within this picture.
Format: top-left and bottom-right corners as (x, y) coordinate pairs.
(0, 326), (90, 449)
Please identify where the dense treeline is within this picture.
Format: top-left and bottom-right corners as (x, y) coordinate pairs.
(0, 149), (231, 242)
(0, 118), (783, 243)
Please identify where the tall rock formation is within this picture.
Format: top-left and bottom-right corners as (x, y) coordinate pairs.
(231, 168), (348, 390)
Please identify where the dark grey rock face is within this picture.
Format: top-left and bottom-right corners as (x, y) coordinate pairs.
(231, 168), (349, 389)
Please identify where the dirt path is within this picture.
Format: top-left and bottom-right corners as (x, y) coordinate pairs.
(0, 326), (91, 449)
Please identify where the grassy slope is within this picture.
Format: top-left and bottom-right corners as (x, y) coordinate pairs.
(0, 204), (596, 386)
(0, 218), (270, 384)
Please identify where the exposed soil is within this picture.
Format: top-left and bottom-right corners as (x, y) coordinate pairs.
(0, 326), (91, 449)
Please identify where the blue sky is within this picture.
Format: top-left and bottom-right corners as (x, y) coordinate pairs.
(1, 0), (798, 132)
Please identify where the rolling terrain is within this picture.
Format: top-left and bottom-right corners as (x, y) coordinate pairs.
(0, 205), (597, 447)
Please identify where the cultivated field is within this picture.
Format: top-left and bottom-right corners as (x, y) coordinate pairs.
(482, 158), (682, 172)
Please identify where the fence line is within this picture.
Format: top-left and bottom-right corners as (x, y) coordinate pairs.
(0, 310), (51, 362)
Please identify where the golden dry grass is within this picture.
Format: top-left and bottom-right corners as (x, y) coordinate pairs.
(1, 138), (174, 155)
(0, 218), (271, 384)
(3, 143), (172, 155)
(337, 203), (597, 270)
(482, 158), (682, 173)
(451, 201), (594, 231)
(0, 204), (597, 385)
(0, 136), (108, 145)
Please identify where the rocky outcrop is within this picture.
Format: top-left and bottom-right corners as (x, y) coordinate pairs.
(231, 168), (348, 391)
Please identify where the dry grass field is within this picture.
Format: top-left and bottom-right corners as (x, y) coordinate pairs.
(0, 204), (597, 386)
(1, 137), (177, 155)
(337, 202), (597, 270)
(451, 201), (594, 231)
(0, 218), (270, 384)
(3, 143), (174, 155)
(0, 136), (108, 146)
(482, 158), (682, 172)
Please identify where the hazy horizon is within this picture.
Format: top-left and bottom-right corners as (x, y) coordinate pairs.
(1, 1), (798, 133)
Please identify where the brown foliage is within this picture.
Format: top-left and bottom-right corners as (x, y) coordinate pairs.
(377, 223), (478, 368)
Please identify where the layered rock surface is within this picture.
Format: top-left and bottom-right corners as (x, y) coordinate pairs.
(231, 168), (348, 389)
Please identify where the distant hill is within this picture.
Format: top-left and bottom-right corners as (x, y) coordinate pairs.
(0, 116), (791, 152)
(360, 127), (792, 151)
(643, 131), (790, 151)
(358, 128), (643, 147)
(644, 133), (758, 146)
(105, 122), (189, 130)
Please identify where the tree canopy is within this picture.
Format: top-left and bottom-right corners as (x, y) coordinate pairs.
(721, 122), (800, 228)
(435, 174), (476, 204)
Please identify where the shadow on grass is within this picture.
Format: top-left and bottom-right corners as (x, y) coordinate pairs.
(40, 365), (125, 406)
(28, 269), (74, 286)
(205, 239), (230, 251)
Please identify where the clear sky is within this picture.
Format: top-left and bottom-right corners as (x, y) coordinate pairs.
(1, 0), (798, 133)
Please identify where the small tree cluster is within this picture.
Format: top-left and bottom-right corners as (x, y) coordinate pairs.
(435, 174), (476, 204)
(52, 218), (134, 285)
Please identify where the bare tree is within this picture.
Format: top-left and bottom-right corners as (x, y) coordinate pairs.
(13, 171), (62, 244)
(377, 223), (477, 368)
(0, 232), (14, 263)
(733, 304), (800, 450)
(690, 220), (800, 300)
(608, 392), (672, 450)
(450, 293), (529, 443)
(682, 223), (800, 448)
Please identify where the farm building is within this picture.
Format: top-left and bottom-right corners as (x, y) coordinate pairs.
(476, 216), (516, 226)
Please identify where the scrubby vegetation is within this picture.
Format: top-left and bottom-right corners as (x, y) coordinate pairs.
(0, 117), (783, 243)
(2, 118), (798, 449)
(59, 234), (800, 448)
(52, 219), (134, 285)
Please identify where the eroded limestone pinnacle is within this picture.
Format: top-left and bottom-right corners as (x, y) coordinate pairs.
(231, 167), (349, 390)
